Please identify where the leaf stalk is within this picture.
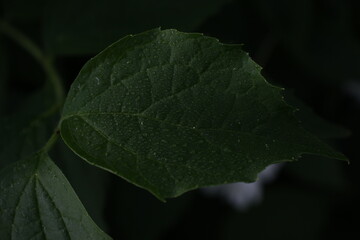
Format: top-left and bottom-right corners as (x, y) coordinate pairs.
(0, 20), (65, 106)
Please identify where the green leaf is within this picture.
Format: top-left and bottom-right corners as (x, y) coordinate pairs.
(0, 153), (111, 240)
(60, 28), (346, 200)
(43, 0), (232, 55)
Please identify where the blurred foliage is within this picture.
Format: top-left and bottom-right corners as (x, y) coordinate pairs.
(0, 86), (57, 169)
(0, 36), (7, 113)
(1, 0), (359, 239)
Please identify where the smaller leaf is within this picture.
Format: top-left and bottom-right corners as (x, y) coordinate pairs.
(0, 153), (111, 240)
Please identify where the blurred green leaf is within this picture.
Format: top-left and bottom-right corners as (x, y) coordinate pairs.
(43, 0), (232, 55)
(0, 86), (57, 169)
(60, 28), (346, 200)
(0, 37), (7, 114)
(0, 153), (111, 239)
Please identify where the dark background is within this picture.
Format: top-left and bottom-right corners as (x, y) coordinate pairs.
(1, 0), (359, 239)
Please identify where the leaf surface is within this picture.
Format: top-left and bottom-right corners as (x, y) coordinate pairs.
(60, 28), (346, 200)
(0, 153), (111, 240)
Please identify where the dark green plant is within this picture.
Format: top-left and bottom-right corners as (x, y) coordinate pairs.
(0, 21), (347, 239)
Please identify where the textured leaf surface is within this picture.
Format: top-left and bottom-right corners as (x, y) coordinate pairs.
(0, 153), (111, 240)
(60, 28), (346, 200)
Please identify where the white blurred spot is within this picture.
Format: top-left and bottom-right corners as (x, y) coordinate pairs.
(202, 164), (283, 211)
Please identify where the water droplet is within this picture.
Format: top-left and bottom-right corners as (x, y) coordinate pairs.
(95, 77), (100, 85)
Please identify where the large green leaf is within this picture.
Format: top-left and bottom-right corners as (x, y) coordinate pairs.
(0, 153), (111, 240)
(60, 28), (346, 200)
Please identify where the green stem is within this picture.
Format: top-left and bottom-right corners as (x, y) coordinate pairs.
(0, 20), (65, 154)
(41, 128), (60, 153)
(0, 20), (65, 106)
